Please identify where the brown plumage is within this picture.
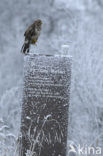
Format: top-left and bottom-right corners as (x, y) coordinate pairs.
(21, 19), (42, 54)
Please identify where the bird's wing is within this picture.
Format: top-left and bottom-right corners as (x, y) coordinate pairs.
(24, 24), (35, 39)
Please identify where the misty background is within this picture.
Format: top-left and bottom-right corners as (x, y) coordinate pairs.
(0, 0), (103, 155)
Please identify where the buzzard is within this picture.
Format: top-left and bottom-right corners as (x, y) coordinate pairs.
(21, 19), (42, 54)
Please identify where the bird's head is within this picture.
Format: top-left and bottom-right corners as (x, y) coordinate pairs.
(35, 19), (42, 30)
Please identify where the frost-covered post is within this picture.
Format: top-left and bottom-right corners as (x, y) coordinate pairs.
(20, 54), (71, 156)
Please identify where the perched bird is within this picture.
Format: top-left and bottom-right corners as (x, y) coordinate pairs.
(21, 19), (42, 54)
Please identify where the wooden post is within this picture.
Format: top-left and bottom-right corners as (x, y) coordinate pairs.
(20, 54), (71, 156)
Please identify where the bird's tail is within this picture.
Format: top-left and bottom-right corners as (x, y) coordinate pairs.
(21, 41), (30, 54)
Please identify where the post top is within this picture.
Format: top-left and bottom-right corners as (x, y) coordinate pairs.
(23, 53), (72, 58)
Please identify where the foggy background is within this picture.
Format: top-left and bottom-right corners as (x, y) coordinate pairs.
(0, 0), (103, 155)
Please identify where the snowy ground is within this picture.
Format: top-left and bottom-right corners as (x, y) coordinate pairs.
(0, 0), (103, 155)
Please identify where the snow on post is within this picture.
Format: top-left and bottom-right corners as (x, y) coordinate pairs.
(20, 54), (72, 156)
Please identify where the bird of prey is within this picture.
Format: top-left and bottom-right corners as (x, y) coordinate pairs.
(21, 19), (42, 54)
